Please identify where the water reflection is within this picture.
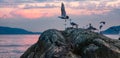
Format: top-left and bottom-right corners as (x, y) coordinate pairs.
(0, 35), (40, 58)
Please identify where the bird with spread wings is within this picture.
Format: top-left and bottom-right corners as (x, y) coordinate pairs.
(58, 3), (69, 20)
(58, 3), (69, 29)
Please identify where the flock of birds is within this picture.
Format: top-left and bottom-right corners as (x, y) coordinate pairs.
(58, 3), (106, 33)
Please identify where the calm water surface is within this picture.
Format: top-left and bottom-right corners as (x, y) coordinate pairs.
(104, 34), (120, 39)
(0, 35), (40, 58)
(0, 34), (119, 58)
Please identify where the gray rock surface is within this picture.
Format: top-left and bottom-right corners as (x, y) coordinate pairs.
(21, 28), (120, 58)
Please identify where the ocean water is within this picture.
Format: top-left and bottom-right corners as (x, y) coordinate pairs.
(0, 35), (40, 58)
(104, 34), (120, 39)
(0, 34), (119, 58)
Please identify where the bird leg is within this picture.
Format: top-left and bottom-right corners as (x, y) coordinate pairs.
(76, 25), (78, 28)
(64, 19), (67, 29)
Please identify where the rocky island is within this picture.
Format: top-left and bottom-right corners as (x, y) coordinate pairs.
(21, 28), (120, 58)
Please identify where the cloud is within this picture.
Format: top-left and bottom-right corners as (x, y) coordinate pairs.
(35, 0), (48, 2)
(0, 2), (120, 32)
(0, 0), (35, 3)
(105, 9), (120, 17)
(23, 3), (58, 9)
(11, 9), (46, 19)
(66, 1), (120, 10)
(0, 0), (4, 3)
(0, 0), (120, 9)
(10, 8), (59, 19)
(7, 7), (110, 19)
(0, 0), (119, 3)
(0, 0), (120, 19)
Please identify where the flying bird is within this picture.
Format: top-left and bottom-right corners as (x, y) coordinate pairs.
(58, 3), (69, 29)
(58, 3), (69, 20)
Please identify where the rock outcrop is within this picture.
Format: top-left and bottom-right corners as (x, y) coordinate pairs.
(21, 28), (120, 58)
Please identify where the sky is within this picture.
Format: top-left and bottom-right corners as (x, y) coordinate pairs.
(0, 0), (120, 32)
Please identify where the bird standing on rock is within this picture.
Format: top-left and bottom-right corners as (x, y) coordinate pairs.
(86, 23), (98, 31)
(69, 19), (78, 28)
(99, 21), (106, 33)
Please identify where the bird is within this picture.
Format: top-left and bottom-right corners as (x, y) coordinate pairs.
(69, 19), (78, 28)
(58, 3), (69, 29)
(58, 3), (69, 21)
(99, 25), (103, 30)
(100, 21), (106, 25)
(87, 23), (98, 31)
(99, 21), (106, 33)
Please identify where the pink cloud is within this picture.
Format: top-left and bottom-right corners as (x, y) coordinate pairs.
(65, 8), (110, 16)
(0, 6), (111, 19)
(12, 8), (110, 19)
(0, 8), (14, 18)
(11, 8), (59, 19)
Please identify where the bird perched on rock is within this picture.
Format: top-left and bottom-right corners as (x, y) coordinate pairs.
(86, 23), (98, 31)
(99, 21), (106, 33)
(69, 19), (78, 28)
(100, 21), (106, 25)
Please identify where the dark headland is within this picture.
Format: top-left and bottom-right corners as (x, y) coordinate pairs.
(102, 25), (120, 34)
(21, 27), (120, 58)
(0, 26), (41, 34)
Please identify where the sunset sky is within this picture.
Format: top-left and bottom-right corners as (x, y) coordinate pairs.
(0, 0), (120, 32)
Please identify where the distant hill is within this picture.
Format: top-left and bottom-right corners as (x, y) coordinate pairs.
(102, 25), (120, 34)
(0, 26), (41, 34)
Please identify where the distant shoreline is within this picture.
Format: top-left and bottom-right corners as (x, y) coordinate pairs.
(0, 26), (42, 35)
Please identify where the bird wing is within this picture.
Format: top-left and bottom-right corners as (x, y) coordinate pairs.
(61, 3), (66, 17)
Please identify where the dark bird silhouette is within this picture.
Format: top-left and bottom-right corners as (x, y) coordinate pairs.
(119, 37), (120, 40)
(99, 25), (103, 30)
(99, 21), (106, 33)
(58, 3), (69, 29)
(100, 21), (106, 25)
(118, 31), (120, 40)
(58, 3), (69, 20)
(87, 23), (98, 31)
(69, 19), (78, 28)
